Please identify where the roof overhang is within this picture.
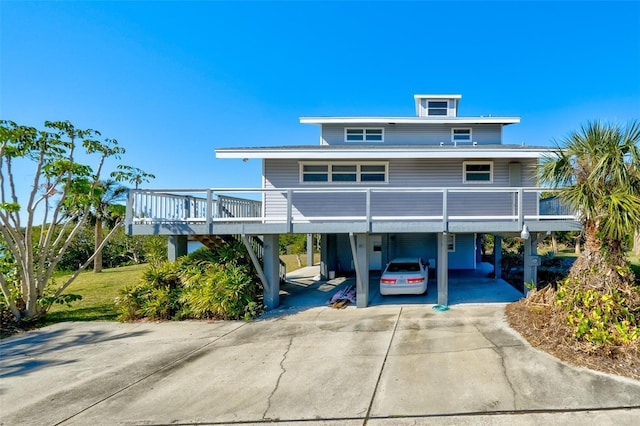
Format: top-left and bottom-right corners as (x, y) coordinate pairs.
(413, 94), (462, 100)
(216, 145), (551, 160)
(299, 117), (520, 125)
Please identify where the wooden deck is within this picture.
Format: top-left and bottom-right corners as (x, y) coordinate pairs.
(125, 187), (581, 236)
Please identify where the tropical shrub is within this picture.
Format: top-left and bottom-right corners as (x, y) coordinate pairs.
(179, 262), (261, 320)
(556, 263), (640, 346)
(116, 244), (263, 322)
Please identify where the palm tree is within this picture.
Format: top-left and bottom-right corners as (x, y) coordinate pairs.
(539, 120), (640, 287)
(91, 180), (127, 273)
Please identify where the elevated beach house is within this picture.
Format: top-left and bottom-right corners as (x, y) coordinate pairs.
(125, 94), (580, 309)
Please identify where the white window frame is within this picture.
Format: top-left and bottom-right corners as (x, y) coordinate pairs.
(447, 234), (456, 252)
(344, 128), (384, 143)
(451, 128), (472, 143)
(300, 163), (329, 183)
(427, 100), (448, 116)
(463, 161), (493, 184)
(299, 161), (389, 184)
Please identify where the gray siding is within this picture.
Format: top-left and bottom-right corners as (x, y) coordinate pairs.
(448, 233), (476, 269)
(332, 232), (475, 271)
(336, 233), (354, 272)
(264, 158), (539, 219)
(321, 123), (503, 146)
(391, 233), (436, 260)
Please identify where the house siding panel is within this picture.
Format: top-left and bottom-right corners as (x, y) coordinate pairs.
(448, 233), (476, 269)
(332, 232), (475, 271)
(336, 233), (354, 272)
(321, 123), (503, 146)
(391, 233), (437, 261)
(264, 158), (539, 220)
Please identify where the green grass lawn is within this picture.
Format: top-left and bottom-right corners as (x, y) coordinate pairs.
(44, 264), (146, 323)
(280, 253), (320, 274)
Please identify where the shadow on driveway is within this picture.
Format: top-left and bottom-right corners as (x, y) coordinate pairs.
(0, 323), (150, 378)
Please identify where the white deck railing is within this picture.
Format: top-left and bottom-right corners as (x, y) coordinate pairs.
(125, 187), (576, 229)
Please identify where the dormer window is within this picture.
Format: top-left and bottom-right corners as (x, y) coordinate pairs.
(427, 101), (448, 116)
(345, 128), (384, 142)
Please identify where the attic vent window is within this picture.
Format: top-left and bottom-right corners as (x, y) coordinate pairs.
(452, 128), (472, 143)
(427, 101), (448, 116)
(345, 128), (384, 142)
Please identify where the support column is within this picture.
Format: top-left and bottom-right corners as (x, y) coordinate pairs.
(437, 232), (449, 306)
(320, 234), (328, 279)
(262, 234), (281, 310)
(493, 235), (502, 279)
(381, 234), (390, 269)
(476, 233), (483, 264)
(168, 235), (188, 261)
(523, 233), (539, 294)
(350, 233), (370, 308)
(306, 233), (314, 266)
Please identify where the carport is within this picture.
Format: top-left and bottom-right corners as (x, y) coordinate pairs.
(270, 262), (523, 314)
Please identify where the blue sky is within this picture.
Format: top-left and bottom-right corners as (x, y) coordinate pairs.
(2, 1), (639, 193)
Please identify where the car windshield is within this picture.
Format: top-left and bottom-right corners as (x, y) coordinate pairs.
(386, 262), (420, 273)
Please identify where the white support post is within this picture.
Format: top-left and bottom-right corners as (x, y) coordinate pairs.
(518, 188), (524, 229)
(437, 232), (449, 306)
(523, 233), (539, 294)
(306, 233), (314, 266)
(262, 234), (281, 310)
(286, 189), (292, 232)
(349, 232), (370, 308)
(365, 189), (371, 231)
(320, 233), (328, 279)
(442, 189), (448, 231)
(206, 190), (213, 227)
(242, 235), (279, 310)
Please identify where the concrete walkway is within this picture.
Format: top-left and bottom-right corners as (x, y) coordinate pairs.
(2, 304), (639, 425)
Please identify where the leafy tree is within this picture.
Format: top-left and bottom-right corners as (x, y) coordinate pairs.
(539, 120), (640, 344)
(113, 165), (155, 189)
(0, 120), (152, 321)
(57, 227), (167, 271)
(540, 120), (640, 265)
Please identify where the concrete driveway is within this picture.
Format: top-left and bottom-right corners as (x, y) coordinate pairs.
(2, 304), (640, 425)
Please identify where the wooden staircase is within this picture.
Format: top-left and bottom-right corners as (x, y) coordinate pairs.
(192, 234), (227, 249)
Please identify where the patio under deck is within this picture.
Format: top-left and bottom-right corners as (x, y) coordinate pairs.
(268, 263), (523, 315)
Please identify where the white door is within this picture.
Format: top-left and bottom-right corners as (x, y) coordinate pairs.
(370, 235), (382, 270)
